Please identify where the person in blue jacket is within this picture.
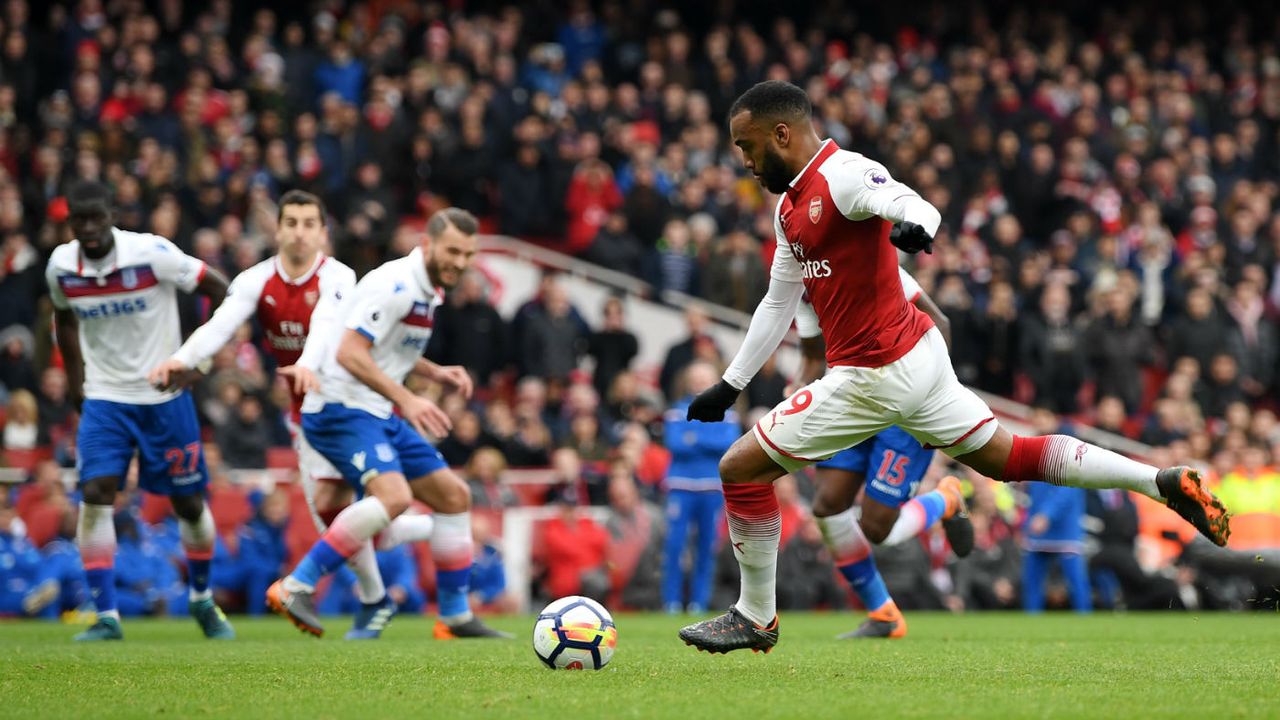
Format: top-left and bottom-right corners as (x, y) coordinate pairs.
(1021, 479), (1091, 613)
(662, 361), (741, 613)
(0, 502), (64, 618)
(212, 489), (290, 616)
(112, 511), (175, 616)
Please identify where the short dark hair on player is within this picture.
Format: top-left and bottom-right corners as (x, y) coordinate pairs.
(67, 180), (112, 210)
(277, 189), (327, 224)
(427, 207), (479, 238)
(728, 80), (812, 126)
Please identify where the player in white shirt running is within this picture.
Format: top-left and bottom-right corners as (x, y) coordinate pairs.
(45, 181), (233, 641)
(147, 190), (435, 639)
(679, 81), (1230, 654)
(266, 207), (510, 639)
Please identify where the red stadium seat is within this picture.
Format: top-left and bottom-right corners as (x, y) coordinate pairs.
(3, 446), (53, 471)
(266, 447), (299, 469)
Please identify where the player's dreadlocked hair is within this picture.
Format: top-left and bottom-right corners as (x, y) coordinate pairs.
(728, 80), (812, 126)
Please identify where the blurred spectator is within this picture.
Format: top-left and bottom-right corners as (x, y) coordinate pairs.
(1224, 279), (1277, 402)
(605, 463), (665, 610)
(515, 278), (587, 382)
(655, 218), (699, 295)
(661, 361), (735, 614)
(776, 517), (846, 611)
(586, 296), (639, 399)
(214, 394), (274, 469)
(975, 281), (1021, 398)
(703, 230), (767, 313)
(564, 159), (622, 255)
(1020, 282), (1087, 414)
(659, 305), (720, 401)
(1084, 288), (1155, 413)
(465, 447), (517, 509)
(582, 212), (643, 276)
(0, 497), (61, 618)
(3, 388), (37, 449)
(426, 271), (509, 388)
(211, 489), (289, 616)
(1086, 488), (1184, 610)
(36, 367), (75, 449)
(0, 325), (36, 396)
(538, 485), (609, 602)
(1020, 411), (1090, 613)
(437, 410), (488, 467)
(1167, 287), (1231, 372)
(952, 477), (1021, 610)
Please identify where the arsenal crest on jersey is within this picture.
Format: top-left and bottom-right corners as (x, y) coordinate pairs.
(304, 290), (318, 306)
(808, 196), (823, 224)
(122, 268), (138, 289)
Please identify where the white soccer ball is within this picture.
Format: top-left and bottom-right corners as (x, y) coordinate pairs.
(532, 596), (617, 670)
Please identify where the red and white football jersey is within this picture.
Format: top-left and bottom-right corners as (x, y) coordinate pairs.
(772, 139), (935, 368)
(172, 253), (356, 413)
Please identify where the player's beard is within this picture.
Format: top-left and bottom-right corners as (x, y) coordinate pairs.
(425, 250), (458, 290)
(757, 144), (792, 194)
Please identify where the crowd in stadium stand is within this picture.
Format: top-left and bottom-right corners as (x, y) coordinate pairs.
(2, 0), (1280, 619)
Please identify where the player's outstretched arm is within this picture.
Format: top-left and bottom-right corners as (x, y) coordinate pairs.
(412, 358), (474, 400)
(831, 161), (942, 254)
(52, 308), (84, 408)
(196, 266), (229, 310)
(153, 269), (260, 389)
(335, 329), (452, 438)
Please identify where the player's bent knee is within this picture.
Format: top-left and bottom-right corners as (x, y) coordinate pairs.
(368, 473), (413, 517)
(860, 518), (892, 545)
(718, 433), (780, 485)
(434, 473), (471, 514)
(811, 493), (844, 518)
(80, 477), (118, 506)
(170, 493), (206, 521)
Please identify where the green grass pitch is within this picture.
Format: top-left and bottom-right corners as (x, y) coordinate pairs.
(2, 612), (1277, 719)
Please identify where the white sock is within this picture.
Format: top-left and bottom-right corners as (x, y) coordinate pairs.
(814, 509), (871, 562)
(1035, 436), (1160, 499)
(348, 541), (386, 605)
(178, 502), (216, 601)
(377, 513), (436, 550)
(727, 506), (780, 628)
(881, 501), (927, 546)
(286, 497), (392, 593)
(432, 512), (474, 625)
(77, 502), (118, 620)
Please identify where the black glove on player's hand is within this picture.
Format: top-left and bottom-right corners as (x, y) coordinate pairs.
(889, 221), (934, 254)
(687, 380), (741, 422)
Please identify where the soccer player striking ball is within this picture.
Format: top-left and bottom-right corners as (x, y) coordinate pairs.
(679, 80), (1230, 654)
(46, 181), (234, 641)
(148, 190), (434, 639)
(798, 268), (973, 639)
(265, 208), (509, 639)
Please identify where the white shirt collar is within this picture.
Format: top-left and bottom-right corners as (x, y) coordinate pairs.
(273, 252), (325, 285)
(789, 138), (835, 189)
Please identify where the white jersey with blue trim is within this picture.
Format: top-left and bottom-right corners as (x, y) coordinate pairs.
(45, 227), (207, 404)
(302, 247), (444, 419)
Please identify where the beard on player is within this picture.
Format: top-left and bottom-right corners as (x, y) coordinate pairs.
(757, 144), (793, 194)
(425, 244), (464, 290)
